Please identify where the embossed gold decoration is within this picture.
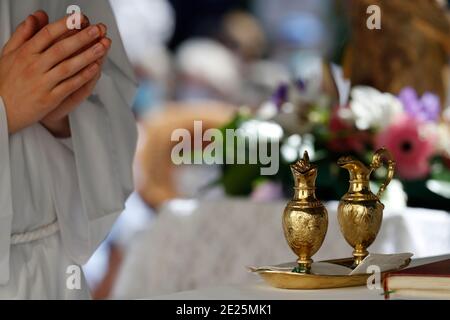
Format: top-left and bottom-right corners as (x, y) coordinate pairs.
(282, 151), (328, 274)
(337, 148), (396, 267)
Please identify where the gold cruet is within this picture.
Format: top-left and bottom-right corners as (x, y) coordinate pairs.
(337, 148), (396, 267)
(282, 151), (328, 274)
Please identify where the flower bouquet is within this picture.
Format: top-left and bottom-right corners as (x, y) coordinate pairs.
(217, 74), (450, 210)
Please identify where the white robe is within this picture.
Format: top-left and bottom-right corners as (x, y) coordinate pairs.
(0, 0), (137, 299)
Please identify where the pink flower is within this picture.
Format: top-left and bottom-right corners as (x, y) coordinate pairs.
(376, 116), (435, 180)
(328, 106), (370, 153)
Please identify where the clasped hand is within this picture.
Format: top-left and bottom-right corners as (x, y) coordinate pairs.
(0, 10), (111, 137)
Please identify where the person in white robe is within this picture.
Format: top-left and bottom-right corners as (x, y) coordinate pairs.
(0, 0), (137, 299)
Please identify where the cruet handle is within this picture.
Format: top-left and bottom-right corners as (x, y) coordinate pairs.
(370, 148), (396, 198)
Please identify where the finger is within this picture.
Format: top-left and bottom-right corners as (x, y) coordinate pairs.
(47, 71), (101, 121)
(91, 36), (111, 65)
(54, 15), (90, 44)
(47, 38), (109, 87)
(2, 14), (40, 55)
(96, 53), (108, 67)
(51, 62), (100, 104)
(96, 37), (111, 63)
(101, 35), (111, 48)
(24, 13), (89, 54)
(69, 71), (101, 105)
(64, 22), (106, 61)
(32, 10), (49, 29)
(98, 23), (107, 38)
(40, 24), (104, 71)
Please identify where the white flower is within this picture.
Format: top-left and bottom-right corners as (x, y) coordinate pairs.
(422, 120), (450, 157)
(349, 86), (404, 130)
(372, 179), (407, 211)
(436, 123), (450, 157)
(443, 106), (450, 122)
(257, 100), (278, 120)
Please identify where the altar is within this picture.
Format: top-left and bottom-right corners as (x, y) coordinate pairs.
(112, 199), (450, 299)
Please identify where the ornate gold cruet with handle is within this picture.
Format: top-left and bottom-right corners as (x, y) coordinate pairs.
(337, 148), (396, 267)
(282, 151), (328, 274)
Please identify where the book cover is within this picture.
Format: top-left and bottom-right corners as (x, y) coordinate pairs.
(384, 259), (450, 299)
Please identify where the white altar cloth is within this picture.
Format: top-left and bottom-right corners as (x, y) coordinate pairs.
(113, 199), (450, 299)
(151, 255), (450, 300)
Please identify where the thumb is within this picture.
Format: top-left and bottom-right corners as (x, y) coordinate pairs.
(1, 14), (41, 56)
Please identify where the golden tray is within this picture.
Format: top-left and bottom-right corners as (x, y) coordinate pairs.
(249, 257), (411, 290)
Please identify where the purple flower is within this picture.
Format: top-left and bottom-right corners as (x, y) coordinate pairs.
(295, 78), (306, 91)
(421, 93), (440, 120)
(272, 83), (289, 109)
(398, 87), (440, 122)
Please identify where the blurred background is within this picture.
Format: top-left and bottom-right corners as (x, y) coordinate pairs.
(83, 0), (450, 299)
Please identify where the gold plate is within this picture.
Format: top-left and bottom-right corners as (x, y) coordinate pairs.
(250, 257), (411, 290)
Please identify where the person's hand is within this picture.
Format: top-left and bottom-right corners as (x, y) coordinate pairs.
(40, 19), (111, 138)
(0, 12), (110, 136)
(24, 11), (110, 138)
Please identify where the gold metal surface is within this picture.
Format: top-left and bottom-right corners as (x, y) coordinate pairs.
(337, 148), (396, 267)
(251, 257), (410, 290)
(282, 151), (328, 274)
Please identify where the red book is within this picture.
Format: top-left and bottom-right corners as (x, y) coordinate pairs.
(384, 259), (450, 299)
